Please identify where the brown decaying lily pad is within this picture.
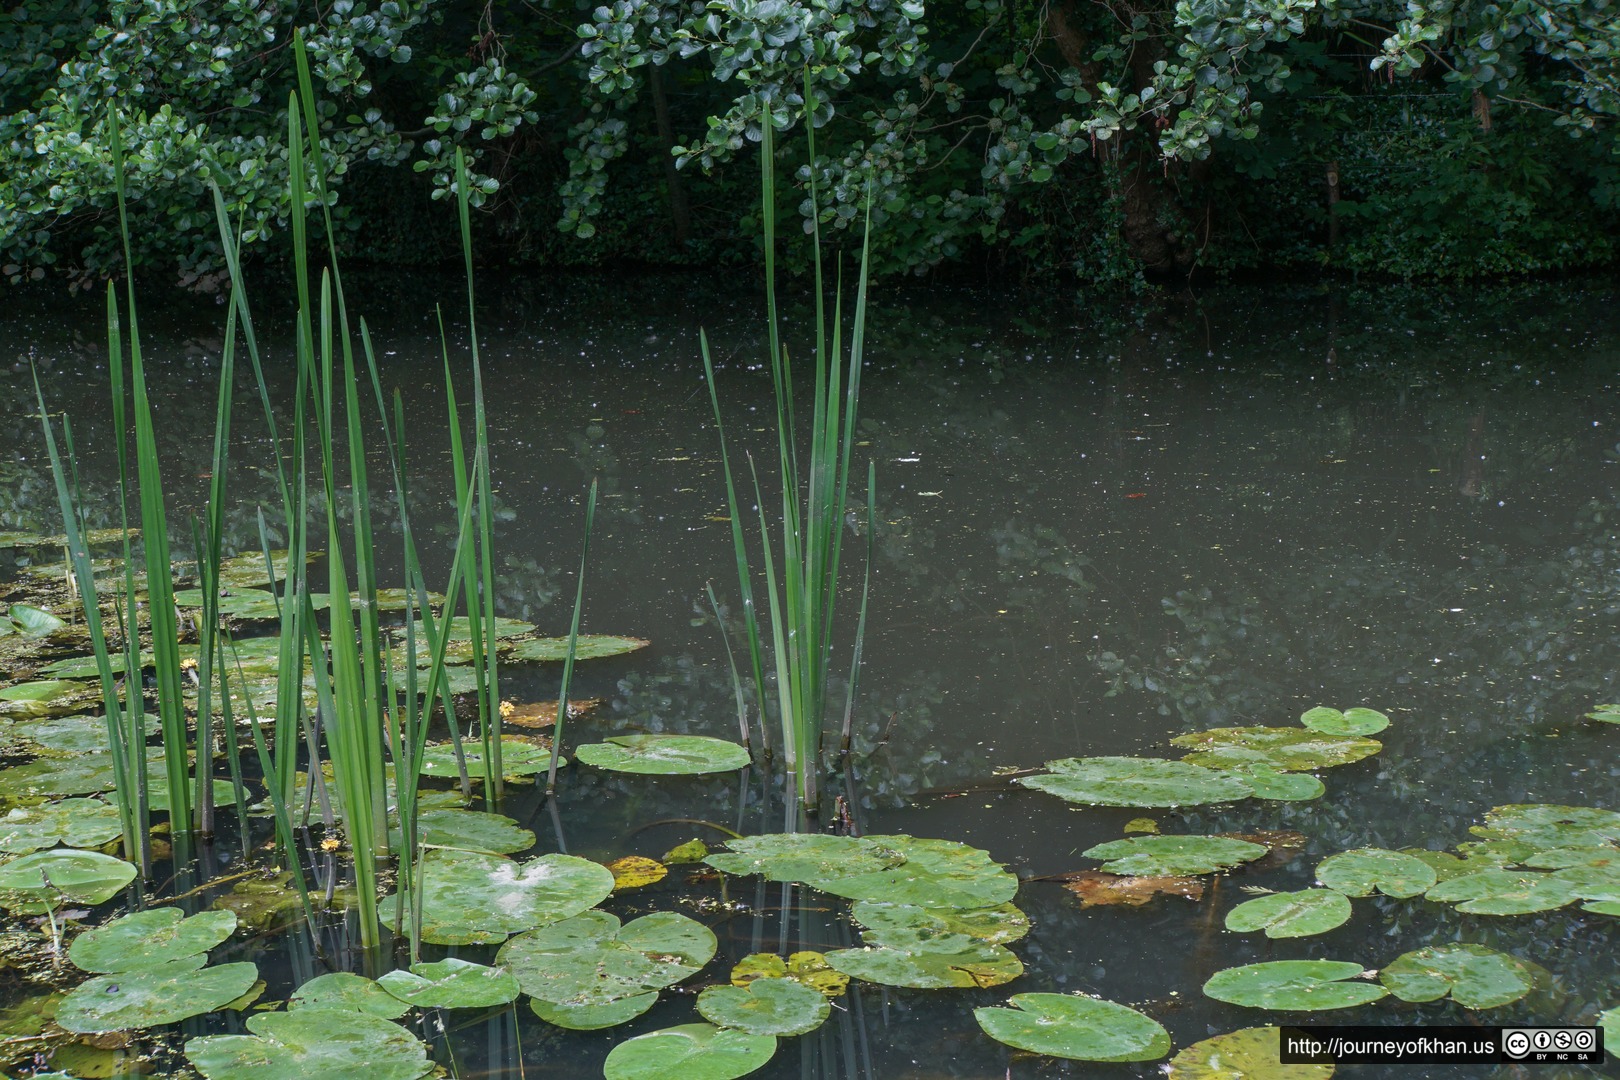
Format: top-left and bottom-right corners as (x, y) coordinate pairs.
(499, 698), (600, 730)
(1061, 871), (1206, 908)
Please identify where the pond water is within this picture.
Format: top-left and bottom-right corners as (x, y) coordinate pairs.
(1, 274), (1617, 1078)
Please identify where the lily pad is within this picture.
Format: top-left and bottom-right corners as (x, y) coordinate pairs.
(1425, 870), (1580, 915)
(57, 960), (259, 1033)
(1548, 863), (1620, 901)
(574, 734), (749, 775)
(21, 713), (160, 755)
(7, 604), (67, 637)
(1378, 944), (1542, 1009)
(1402, 847), (1519, 882)
(506, 635), (649, 662)
(384, 849), (613, 945)
(1316, 848), (1438, 899)
(415, 738), (558, 780)
(1084, 835), (1268, 876)
(376, 959), (520, 1009)
(826, 930), (1023, 989)
(705, 834), (904, 882)
(0, 799), (125, 853)
(213, 550), (316, 591)
(1062, 872), (1205, 908)
(1165, 1027), (1333, 1078)
(389, 808), (535, 855)
(1586, 704), (1620, 724)
(697, 978), (830, 1037)
(975, 993), (1170, 1062)
(497, 910), (716, 1009)
(1172, 727), (1382, 773)
(602, 1023), (774, 1080)
(532, 991), (659, 1030)
(1204, 961), (1388, 1011)
(1300, 707), (1390, 736)
(289, 973), (410, 1019)
(607, 855), (669, 891)
(1225, 890), (1352, 939)
(0, 849), (137, 912)
(850, 900), (1029, 945)
(1018, 756), (1252, 808)
(808, 835), (1020, 909)
(69, 909), (237, 973)
(186, 1006), (432, 1080)
(1221, 764), (1325, 802)
(1468, 804), (1620, 852)
(174, 587), (326, 620)
(729, 953), (849, 998)
(1602, 1006), (1618, 1049)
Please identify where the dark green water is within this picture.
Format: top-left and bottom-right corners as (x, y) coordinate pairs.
(1, 275), (1617, 1078)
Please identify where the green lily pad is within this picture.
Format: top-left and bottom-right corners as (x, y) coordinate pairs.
(531, 991), (658, 1031)
(1316, 848), (1438, 899)
(0, 799), (125, 853)
(808, 835), (1020, 909)
(826, 930), (1023, 989)
(1172, 727), (1382, 773)
(57, 960), (258, 1033)
(974, 993), (1170, 1063)
(497, 910), (716, 1008)
(697, 978), (830, 1037)
(1601, 1006), (1618, 1049)
(1522, 844), (1620, 870)
(602, 1023), (774, 1080)
(7, 604), (67, 637)
(1225, 890), (1352, 939)
(1018, 756), (1253, 808)
(384, 849), (613, 945)
(174, 587), (327, 620)
(186, 1006), (432, 1079)
(417, 738), (558, 779)
(69, 909), (236, 973)
(1220, 764), (1325, 802)
(1425, 870), (1580, 915)
(705, 834), (904, 882)
(1378, 944), (1542, 1009)
(1204, 961), (1388, 1010)
(1586, 704), (1620, 724)
(377, 959), (520, 1009)
(389, 808), (535, 855)
(506, 634), (649, 662)
(574, 734), (749, 775)
(213, 550), (316, 591)
(1468, 804), (1620, 852)
(0, 849), (137, 912)
(21, 713), (160, 755)
(1084, 835), (1268, 876)
(1402, 847), (1519, 881)
(0, 528), (134, 550)
(0, 679), (82, 705)
(289, 973), (410, 1019)
(1548, 863), (1620, 901)
(1299, 707), (1389, 736)
(850, 900), (1029, 945)
(1582, 900), (1620, 915)
(1165, 1026), (1333, 1078)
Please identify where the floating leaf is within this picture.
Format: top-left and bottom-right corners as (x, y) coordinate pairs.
(532, 992), (658, 1030)
(506, 635), (649, 662)
(69, 909), (236, 973)
(1062, 872), (1205, 908)
(1402, 847), (1517, 882)
(608, 856), (668, 892)
(1586, 705), (1620, 724)
(575, 734), (749, 775)
(1084, 836), (1268, 877)
(1601, 1006), (1618, 1049)
(1316, 848), (1437, 899)
(706, 834), (904, 882)
(1221, 764), (1325, 802)
(0, 755), (116, 798)
(1582, 900), (1620, 915)
(1124, 818), (1160, 834)
(289, 973), (411, 1019)
(664, 838), (710, 864)
(377, 959), (520, 1009)
(826, 930), (1022, 989)
(211, 871), (301, 932)
(974, 993), (1170, 1062)
(213, 550), (317, 591)
(417, 737), (557, 779)
(497, 910), (716, 1008)
(174, 587), (328, 620)
(0, 679), (82, 705)
(388, 808), (534, 855)
(186, 1007), (431, 1079)
(851, 900), (1029, 945)
(383, 849), (614, 945)
(1165, 1026), (1333, 1078)
(697, 979), (830, 1037)
(57, 960), (258, 1033)
(729, 953), (848, 998)
(1522, 845), (1619, 870)
(1204, 961), (1388, 1010)
(0, 798), (125, 853)
(1548, 863), (1620, 902)
(810, 835), (1020, 909)
(1018, 756), (1252, 808)
(500, 697), (599, 729)
(0, 528), (135, 550)
(1172, 727), (1381, 773)
(1225, 890), (1351, 939)
(0, 850), (137, 912)
(22, 713), (159, 755)
(1300, 707), (1389, 736)
(7, 604), (67, 637)
(1425, 870), (1580, 915)
(1379, 944), (1542, 1009)
(1469, 804), (1620, 852)
(602, 1023), (774, 1080)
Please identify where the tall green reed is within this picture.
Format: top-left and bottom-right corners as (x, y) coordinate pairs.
(703, 94), (876, 815)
